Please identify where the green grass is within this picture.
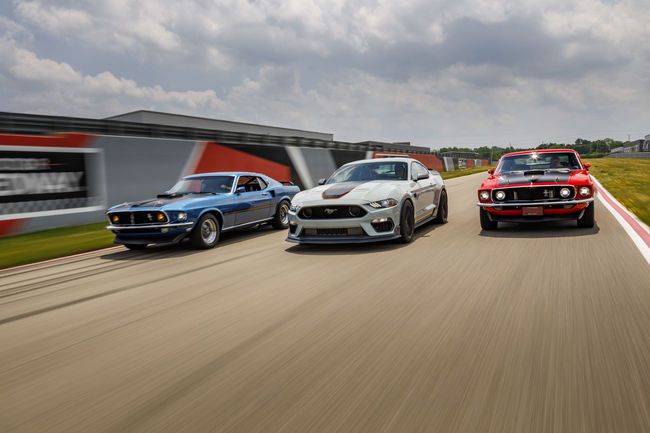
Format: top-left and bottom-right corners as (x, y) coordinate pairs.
(0, 222), (115, 270)
(441, 165), (495, 180)
(584, 158), (650, 226)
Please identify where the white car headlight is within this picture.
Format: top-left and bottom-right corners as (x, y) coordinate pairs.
(479, 190), (490, 201)
(177, 212), (187, 221)
(560, 187), (572, 198)
(289, 203), (302, 213)
(368, 198), (398, 209)
(494, 190), (506, 201)
(579, 186), (591, 197)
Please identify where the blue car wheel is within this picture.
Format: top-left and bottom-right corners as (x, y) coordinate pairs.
(191, 214), (221, 249)
(272, 200), (291, 229)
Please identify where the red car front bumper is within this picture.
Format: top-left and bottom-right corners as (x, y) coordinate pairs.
(477, 198), (594, 222)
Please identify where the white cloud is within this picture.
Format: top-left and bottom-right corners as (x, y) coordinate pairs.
(1, 0), (649, 147)
(15, 1), (181, 52)
(0, 15), (32, 41)
(0, 36), (224, 115)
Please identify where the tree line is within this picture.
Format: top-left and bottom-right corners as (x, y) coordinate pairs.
(438, 138), (626, 161)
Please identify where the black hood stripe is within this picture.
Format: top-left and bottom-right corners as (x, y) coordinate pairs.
(322, 182), (365, 199)
(129, 195), (191, 208)
(498, 172), (571, 186)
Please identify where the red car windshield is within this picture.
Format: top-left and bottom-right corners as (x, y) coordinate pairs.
(496, 152), (582, 174)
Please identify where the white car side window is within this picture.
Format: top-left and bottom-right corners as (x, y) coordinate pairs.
(411, 162), (427, 180)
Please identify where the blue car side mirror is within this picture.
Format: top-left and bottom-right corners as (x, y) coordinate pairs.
(236, 186), (246, 194)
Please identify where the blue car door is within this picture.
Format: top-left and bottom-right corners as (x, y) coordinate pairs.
(234, 176), (274, 225)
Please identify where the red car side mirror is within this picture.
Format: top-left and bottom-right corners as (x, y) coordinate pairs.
(584, 163), (591, 170)
(487, 169), (495, 175)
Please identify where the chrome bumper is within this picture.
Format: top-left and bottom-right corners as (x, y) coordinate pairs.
(476, 197), (594, 207)
(106, 222), (194, 230)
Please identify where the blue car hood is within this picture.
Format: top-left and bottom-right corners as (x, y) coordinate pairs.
(109, 193), (228, 211)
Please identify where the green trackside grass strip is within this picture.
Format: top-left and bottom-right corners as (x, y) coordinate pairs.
(584, 158), (650, 227)
(441, 165), (495, 180)
(0, 222), (115, 270)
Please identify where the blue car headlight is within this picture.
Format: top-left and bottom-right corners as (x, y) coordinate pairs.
(368, 199), (398, 209)
(168, 211), (188, 222)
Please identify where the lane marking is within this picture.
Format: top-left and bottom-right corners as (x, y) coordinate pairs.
(593, 176), (650, 266)
(0, 246), (123, 275)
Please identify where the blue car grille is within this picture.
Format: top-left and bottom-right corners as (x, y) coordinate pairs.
(108, 211), (169, 225)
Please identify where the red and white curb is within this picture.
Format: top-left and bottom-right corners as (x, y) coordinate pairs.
(592, 177), (650, 266)
(0, 246), (123, 274)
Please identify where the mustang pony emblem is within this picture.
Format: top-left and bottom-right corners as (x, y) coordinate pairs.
(324, 208), (337, 215)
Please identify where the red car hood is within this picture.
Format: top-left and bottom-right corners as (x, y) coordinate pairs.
(480, 170), (591, 189)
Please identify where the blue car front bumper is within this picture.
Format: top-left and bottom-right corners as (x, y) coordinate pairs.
(106, 222), (194, 245)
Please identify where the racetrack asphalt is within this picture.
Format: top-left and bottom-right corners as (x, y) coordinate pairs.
(1, 172), (649, 433)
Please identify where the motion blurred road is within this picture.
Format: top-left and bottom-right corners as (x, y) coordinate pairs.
(1, 172), (649, 433)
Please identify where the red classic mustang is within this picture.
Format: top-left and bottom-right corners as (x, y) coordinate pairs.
(477, 149), (595, 230)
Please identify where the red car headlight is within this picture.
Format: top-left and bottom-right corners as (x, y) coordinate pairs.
(579, 186), (591, 197)
(479, 190), (490, 201)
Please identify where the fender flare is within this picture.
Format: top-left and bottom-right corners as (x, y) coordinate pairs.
(196, 208), (225, 229)
(398, 195), (414, 226)
(274, 196), (292, 214)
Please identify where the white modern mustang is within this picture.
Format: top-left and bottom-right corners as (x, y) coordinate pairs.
(286, 157), (448, 244)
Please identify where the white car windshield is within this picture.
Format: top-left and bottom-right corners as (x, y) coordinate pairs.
(496, 152), (582, 174)
(326, 161), (408, 184)
(167, 176), (234, 194)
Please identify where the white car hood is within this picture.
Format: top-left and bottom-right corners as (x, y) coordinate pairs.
(293, 181), (406, 205)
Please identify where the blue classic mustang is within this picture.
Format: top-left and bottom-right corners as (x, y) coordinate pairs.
(106, 172), (300, 249)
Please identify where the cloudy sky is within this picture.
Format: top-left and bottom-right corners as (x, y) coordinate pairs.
(0, 0), (648, 149)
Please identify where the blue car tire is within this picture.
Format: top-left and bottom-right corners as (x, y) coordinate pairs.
(272, 200), (290, 229)
(191, 214), (221, 249)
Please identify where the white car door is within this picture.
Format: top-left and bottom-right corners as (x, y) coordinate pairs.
(410, 162), (436, 221)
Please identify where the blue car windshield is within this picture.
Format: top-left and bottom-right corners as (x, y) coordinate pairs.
(326, 161), (408, 184)
(167, 176), (234, 194)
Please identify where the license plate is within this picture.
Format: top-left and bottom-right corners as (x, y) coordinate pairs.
(522, 206), (543, 216)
